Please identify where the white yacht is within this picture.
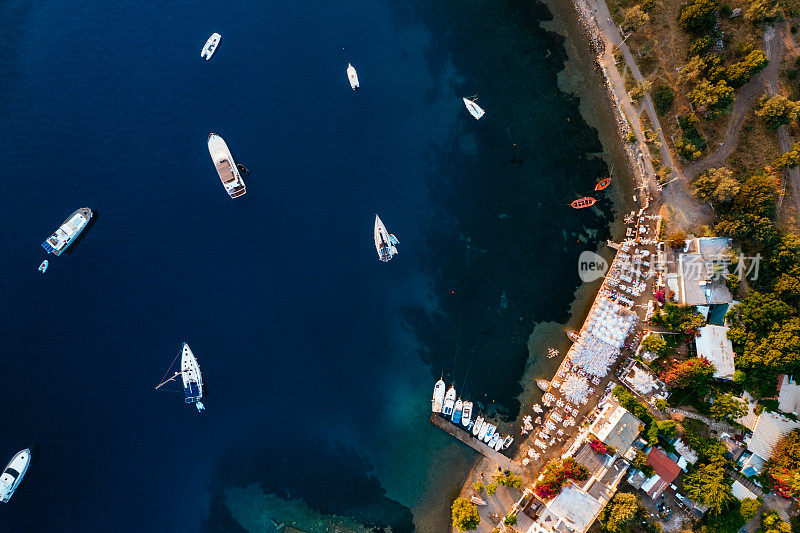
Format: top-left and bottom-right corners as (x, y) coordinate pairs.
(478, 421), (490, 440)
(208, 133), (246, 198)
(41, 208), (92, 256)
(472, 415), (484, 436)
(462, 97), (485, 120)
(488, 433), (500, 449)
(0, 449), (31, 503)
(461, 401), (473, 427)
(201, 33), (221, 60)
(442, 386), (456, 417)
(346, 63), (359, 90)
(431, 379), (445, 413)
(374, 215), (398, 262)
(482, 424), (496, 443)
(156, 343), (205, 412)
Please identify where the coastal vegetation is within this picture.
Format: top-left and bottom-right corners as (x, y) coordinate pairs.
(451, 497), (480, 532)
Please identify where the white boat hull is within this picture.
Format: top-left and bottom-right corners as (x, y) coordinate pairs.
(181, 343), (204, 410)
(463, 97), (485, 120)
(461, 401), (473, 427)
(0, 449), (31, 503)
(208, 133), (246, 198)
(431, 379), (445, 413)
(374, 215), (398, 262)
(347, 63), (359, 90)
(201, 33), (221, 60)
(472, 416), (484, 436)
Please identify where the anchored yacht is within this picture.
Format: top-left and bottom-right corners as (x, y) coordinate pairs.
(374, 215), (398, 262)
(0, 449), (31, 503)
(156, 343), (205, 412)
(41, 208), (92, 256)
(346, 63), (359, 90)
(208, 134), (246, 198)
(462, 97), (485, 120)
(201, 33), (221, 60)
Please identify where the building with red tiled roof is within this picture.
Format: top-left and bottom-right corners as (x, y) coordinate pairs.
(627, 447), (682, 500)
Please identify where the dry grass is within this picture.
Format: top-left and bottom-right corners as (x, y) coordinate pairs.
(726, 106), (783, 175)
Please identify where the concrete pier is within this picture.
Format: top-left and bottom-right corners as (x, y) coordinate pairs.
(429, 415), (522, 475)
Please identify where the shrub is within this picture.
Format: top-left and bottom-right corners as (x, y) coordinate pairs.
(533, 458), (589, 500)
(653, 85), (676, 114)
(690, 79), (735, 118)
(660, 357), (716, 389)
(746, 0), (781, 22)
(726, 50), (769, 87)
(452, 498), (481, 532)
(678, 0), (720, 33)
(757, 94), (800, 130)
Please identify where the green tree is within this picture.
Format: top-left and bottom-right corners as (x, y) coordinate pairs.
(693, 167), (740, 204)
(473, 481), (484, 492)
(765, 429), (800, 500)
(623, 5), (650, 30)
(690, 79), (735, 118)
(746, 0), (781, 22)
(774, 267), (800, 306)
(683, 458), (735, 514)
(760, 511), (791, 533)
(629, 80), (652, 103)
(725, 50), (769, 87)
(599, 492), (640, 532)
(503, 512), (517, 526)
(757, 94), (800, 130)
(486, 483), (497, 496)
(451, 498), (481, 532)
(678, 0), (720, 32)
(680, 55), (707, 85)
(641, 334), (667, 356)
(653, 85), (676, 114)
(633, 450), (655, 477)
(709, 392), (748, 422)
(660, 358), (716, 389)
(739, 497), (761, 522)
(773, 141), (800, 169)
(656, 419), (678, 438)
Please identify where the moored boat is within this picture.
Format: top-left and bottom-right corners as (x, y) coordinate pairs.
(442, 386), (456, 416)
(346, 63), (359, 90)
(488, 433), (500, 449)
(462, 97), (485, 120)
(208, 133), (246, 198)
(41, 208), (92, 256)
(536, 379), (550, 391)
(452, 399), (463, 424)
(571, 197), (596, 209)
(566, 329), (581, 342)
(201, 33), (221, 60)
(0, 449), (31, 503)
(493, 435), (504, 451)
(595, 177), (612, 191)
(483, 424), (496, 443)
(470, 495), (487, 506)
(431, 379), (445, 413)
(38, 260), (49, 273)
(374, 215), (398, 262)
(502, 435), (514, 449)
(477, 420), (490, 440)
(472, 416), (484, 436)
(461, 401), (473, 427)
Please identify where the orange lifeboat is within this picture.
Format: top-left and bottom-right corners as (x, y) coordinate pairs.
(570, 197), (596, 209)
(595, 177), (612, 191)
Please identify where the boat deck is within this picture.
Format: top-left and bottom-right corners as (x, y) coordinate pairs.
(429, 414), (522, 475)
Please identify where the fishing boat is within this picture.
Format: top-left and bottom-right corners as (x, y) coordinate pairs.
(483, 424), (496, 443)
(571, 197), (596, 209)
(488, 433), (500, 449)
(536, 379), (550, 391)
(208, 134), (246, 198)
(470, 495), (487, 506)
(442, 386), (456, 416)
(155, 343), (205, 412)
(38, 260), (49, 273)
(201, 33), (221, 60)
(566, 329), (581, 342)
(374, 215), (399, 262)
(0, 449), (31, 503)
(346, 63), (359, 90)
(431, 379), (445, 413)
(595, 177), (612, 191)
(472, 416), (484, 436)
(502, 435), (514, 449)
(462, 97), (485, 120)
(451, 399), (463, 424)
(461, 401), (473, 427)
(478, 421), (490, 440)
(41, 208), (92, 256)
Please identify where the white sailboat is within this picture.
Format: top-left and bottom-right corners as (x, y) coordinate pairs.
(461, 401), (473, 427)
(431, 379), (445, 413)
(201, 33), (221, 60)
(462, 97), (485, 120)
(442, 386), (456, 416)
(346, 63), (359, 90)
(156, 343), (205, 412)
(374, 215), (399, 262)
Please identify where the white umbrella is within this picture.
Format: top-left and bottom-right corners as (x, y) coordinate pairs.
(562, 374), (590, 404)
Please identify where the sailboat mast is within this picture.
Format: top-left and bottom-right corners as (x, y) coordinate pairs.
(155, 371), (181, 391)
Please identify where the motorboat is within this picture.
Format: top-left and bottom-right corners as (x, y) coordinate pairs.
(452, 399), (463, 424)
(201, 33), (221, 60)
(0, 449), (31, 503)
(431, 379), (445, 413)
(38, 260), (49, 273)
(442, 386), (456, 417)
(595, 177), (612, 191)
(41, 208), (92, 256)
(346, 63), (359, 90)
(502, 436), (514, 449)
(482, 424), (496, 443)
(566, 329), (581, 342)
(536, 379), (550, 391)
(208, 133), (246, 198)
(488, 433), (500, 449)
(493, 435), (504, 451)
(374, 215), (398, 262)
(472, 416), (484, 436)
(461, 401), (473, 427)
(477, 421), (490, 440)
(462, 97), (485, 120)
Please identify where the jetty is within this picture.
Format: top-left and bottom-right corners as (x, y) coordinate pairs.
(429, 415), (522, 475)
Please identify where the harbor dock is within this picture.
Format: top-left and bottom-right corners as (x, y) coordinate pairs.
(429, 414), (522, 475)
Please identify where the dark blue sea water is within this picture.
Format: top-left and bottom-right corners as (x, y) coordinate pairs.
(0, 1), (613, 531)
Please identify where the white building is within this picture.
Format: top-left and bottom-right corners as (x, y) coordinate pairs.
(695, 325), (735, 380)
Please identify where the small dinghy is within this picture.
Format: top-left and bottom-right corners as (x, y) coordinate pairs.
(571, 197), (596, 209)
(536, 379), (550, 391)
(201, 33), (221, 60)
(38, 260), (49, 273)
(347, 63), (359, 90)
(595, 177), (612, 191)
(462, 97), (485, 120)
(470, 495), (487, 506)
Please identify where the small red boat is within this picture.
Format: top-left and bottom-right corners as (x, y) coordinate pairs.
(595, 177), (612, 191)
(571, 197), (596, 209)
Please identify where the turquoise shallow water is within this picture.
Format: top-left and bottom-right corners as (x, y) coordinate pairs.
(0, 0), (612, 531)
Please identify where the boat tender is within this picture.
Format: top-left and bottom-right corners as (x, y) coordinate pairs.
(201, 33), (221, 60)
(461, 401), (473, 427)
(347, 63), (359, 90)
(431, 379), (445, 413)
(463, 97), (485, 120)
(442, 386), (456, 417)
(41, 208), (92, 256)
(374, 215), (398, 262)
(208, 133), (246, 198)
(0, 449), (31, 503)
(38, 260), (49, 273)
